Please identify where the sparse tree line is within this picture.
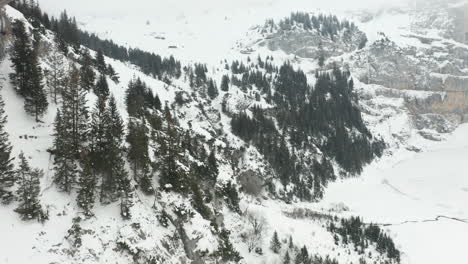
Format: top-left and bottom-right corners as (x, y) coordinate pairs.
(10, 0), (182, 81)
(328, 216), (401, 263)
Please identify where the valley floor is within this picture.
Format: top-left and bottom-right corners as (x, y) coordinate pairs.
(321, 124), (468, 264)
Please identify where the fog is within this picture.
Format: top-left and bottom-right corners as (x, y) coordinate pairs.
(36, 0), (448, 18)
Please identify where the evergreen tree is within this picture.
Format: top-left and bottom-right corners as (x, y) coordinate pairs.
(270, 231), (281, 253)
(94, 74), (109, 98)
(62, 66), (89, 155)
(126, 120), (153, 194)
(95, 49), (107, 74)
(53, 110), (77, 192)
(207, 148), (218, 181)
(15, 152), (47, 222)
(76, 156), (95, 216)
(0, 94), (14, 204)
(23, 47), (48, 122)
(44, 48), (67, 104)
(89, 97), (110, 177)
(221, 75), (230, 92)
(10, 20), (32, 97)
(295, 246), (310, 264)
(283, 251), (291, 264)
(107, 64), (120, 83)
(216, 229), (242, 262)
(207, 79), (218, 99)
(102, 96), (131, 203)
(79, 50), (96, 91)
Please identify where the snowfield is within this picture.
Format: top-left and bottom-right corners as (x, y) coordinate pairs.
(1, 0), (467, 263)
(321, 124), (468, 264)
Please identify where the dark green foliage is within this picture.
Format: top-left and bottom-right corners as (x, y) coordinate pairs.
(329, 216), (400, 262)
(207, 78), (218, 99)
(0, 95), (14, 204)
(23, 47), (48, 122)
(207, 148), (218, 181)
(67, 217), (83, 248)
(295, 246), (310, 264)
(10, 19), (48, 122)
(107, 64), (120, 83)
(53, 66), (88, 193)
(53, 110), (78, 193)
(283, 251), (291, 264)
(126, 78), (161, 119)
(216, 181), (240, 213)
(94, 74), (109, 98)
(270, 231), (281, 253)
(62, 66), (89, 155)
(79, 50), (96, 91)
(126, 120), (153, 194)
(11, 1), (182, 80)
(15, 152), (48, 222)
(215, 229), (242, 263)
(76, 157), (95, 217)
(190, 176), (212, 219)
(221, 75), (230, 91)
(277, 12), (358, 39)
(10, 19), (32, 97)
(95, 49), (107, 74)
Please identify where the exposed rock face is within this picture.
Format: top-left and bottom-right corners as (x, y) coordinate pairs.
(258, 28), (366, 60)
(244, 2), (468, 133)
(451, 2), (468, 44)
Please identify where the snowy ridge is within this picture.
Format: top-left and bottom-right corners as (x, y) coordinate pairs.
(1, 1), (468, 264)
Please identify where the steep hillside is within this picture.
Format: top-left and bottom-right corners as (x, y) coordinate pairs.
(0, 2), (401, 264)
(1, 1), (467, 264)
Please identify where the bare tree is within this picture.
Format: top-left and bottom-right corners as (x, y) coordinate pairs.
(244, 211), (267, 253)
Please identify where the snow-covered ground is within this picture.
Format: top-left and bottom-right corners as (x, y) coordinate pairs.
(2, 1), (467, 263)
(321, 124), (468, 264)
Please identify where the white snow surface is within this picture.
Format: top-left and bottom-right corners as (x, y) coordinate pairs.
(321, 124), (468, 264)
(1, 1), (467, 263)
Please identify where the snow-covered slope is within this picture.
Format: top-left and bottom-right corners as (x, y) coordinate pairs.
(1, 0), (468, 264)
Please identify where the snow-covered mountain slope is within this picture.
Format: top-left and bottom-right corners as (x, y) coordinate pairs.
(321, 124), (468, 264)
(1, 0), (468, 264)
(0, 3), (398, 264)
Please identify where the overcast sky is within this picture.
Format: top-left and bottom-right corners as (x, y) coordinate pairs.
(36, 0), (428, 18)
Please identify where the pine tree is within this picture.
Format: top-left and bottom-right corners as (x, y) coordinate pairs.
(53, 110), (77, 192)
(24, 47), (48, 122)
(10, 20), (32, 97)
(207, 79), (218, 99)
(0, 94), (14, 204)
(94, 74), (109, 98)
(76, 156), (95, 216)
(283, 251), (291, 264)
(15, 152), (47, 222)
(216, 229), (241, 262)
(295, 246), (309, 264)
(207, 148), (218, 181)
(62, 66), (89, 155)
(89, 97), (110, 176)
(126, 120), (152, 193)
(107, 64), (120, 83)
(95, 49), (107, 74)
(221, 75), (230, 92)
(102, 96), (131, 203)
(270, 231), (281, 253)
(44, 48), (67, 104)
(79, 50), (96, 91)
